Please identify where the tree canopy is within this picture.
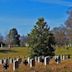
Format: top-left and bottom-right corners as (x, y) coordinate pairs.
(7, 28), (20, 47)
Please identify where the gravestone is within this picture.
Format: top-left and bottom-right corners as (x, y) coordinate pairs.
(1, 44), (3, 48)
(6, 59), (9, 64)
(40, 56), (44, 63)
(13, 60), (16, 71)
(16, 58), (19, 61)
(18, 58), (22, 64)
(23, 60), (28, 65)
(15, 61), (19, 69)
(2, 59), (4, 64)
(55, 56), (61, 64)
(38, 56), (41, 63)
(35, 56), (37, 62)
(9, 58), (13, 64)
(63, 55), (65, 60)
(13, 60), (19, 71)
(44, 56), (50, 66)
(30, 59), (35, 68)
(27, 57), (30, 64)
(4, 58), (6, 64)
(68, 54), (70, 59)
(3, 62), (9, 71)
(0, 59), (2, 64)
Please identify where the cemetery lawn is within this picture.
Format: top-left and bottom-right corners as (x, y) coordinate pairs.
(0, 46), (72, 58)
(0, 47), (31, 58)
(55, 47), (72, 55)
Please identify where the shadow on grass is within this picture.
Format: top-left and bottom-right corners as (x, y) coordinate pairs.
(0, 49), (17, 54)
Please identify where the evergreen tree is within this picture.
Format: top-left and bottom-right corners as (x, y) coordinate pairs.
(28, 18), (55, 57)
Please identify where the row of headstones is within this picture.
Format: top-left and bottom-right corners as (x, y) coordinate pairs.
(0, 56), (51, 71)
(54, 55), (71, 64)
(0, 55), (71, 71)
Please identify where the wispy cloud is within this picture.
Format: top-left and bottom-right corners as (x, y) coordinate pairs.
(30, 0), (72, 6)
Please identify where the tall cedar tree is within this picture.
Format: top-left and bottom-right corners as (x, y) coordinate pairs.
(28, 18), (55, 57)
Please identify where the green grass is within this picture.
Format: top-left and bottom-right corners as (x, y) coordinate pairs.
(0, 46), (72, 58)
(0, 47), (31, 58)
(55, 47), (72, 55)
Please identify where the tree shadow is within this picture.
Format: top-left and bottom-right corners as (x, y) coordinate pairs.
(0, 49), (17, 54)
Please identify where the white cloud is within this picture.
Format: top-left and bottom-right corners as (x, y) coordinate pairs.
(30, 0), (72, 6)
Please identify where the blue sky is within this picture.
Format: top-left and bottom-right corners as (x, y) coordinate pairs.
(0, 0), (72, 36)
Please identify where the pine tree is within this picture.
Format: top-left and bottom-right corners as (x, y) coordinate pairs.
(28, 18), (55, 57)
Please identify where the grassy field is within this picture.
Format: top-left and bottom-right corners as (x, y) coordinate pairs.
(0, 46), (72, 58)
(55, 47), (72, 55)
(0, 47), (31, 58)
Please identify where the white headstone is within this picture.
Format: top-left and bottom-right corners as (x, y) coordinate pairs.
(38, 57), (41, 63)
(1, 44), (3, 48)
(63, 55), (65, 60)
(35, 56), (37, 62)
(13, 60), (16, 71)
(30, 59), (33, 68)
(9, 58), (12, 64)
(30, 59), (35, 68)
(4, 59), (6, 64)
(44, 56), (50, 66)
(16, 58), (19, 61)
(0, 59), (2, 64)
(27, 57), (30, 64)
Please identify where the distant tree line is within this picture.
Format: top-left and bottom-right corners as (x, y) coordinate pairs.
(52, 8), (72, 47)
(0, 28), (28, 47)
